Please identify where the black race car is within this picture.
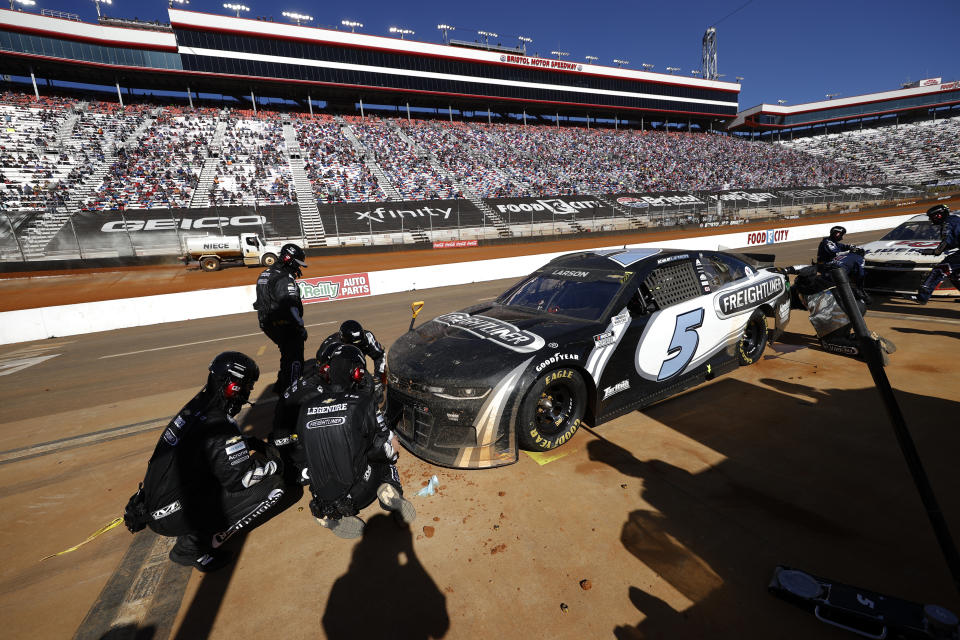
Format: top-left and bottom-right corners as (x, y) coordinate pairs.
(387, 248), (792, 469)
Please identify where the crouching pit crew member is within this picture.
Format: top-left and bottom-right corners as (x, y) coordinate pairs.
(913, 204), (960, 305)
(816, 225), (869, 303)
(123, 352), (297, 572)
(297, 344), (415, 539)
(254, 243), (308, 392)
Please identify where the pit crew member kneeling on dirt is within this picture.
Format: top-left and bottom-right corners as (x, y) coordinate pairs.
(122, 352), (295, 572)
(913, 204), (960, 305)
(817, 226), (869, 302)
(297, 344), (415, 539)
(254, 243), (308, 392)
(317, 320), (387, 401)
(788, 266), (896, 364)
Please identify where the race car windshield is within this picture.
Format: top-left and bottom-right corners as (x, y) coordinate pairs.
(881, 221), (942, 241)
(497, 273), (624, 321)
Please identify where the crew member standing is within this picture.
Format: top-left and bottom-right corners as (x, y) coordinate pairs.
(254, 243), (308, 392)
(914, 204), (960, 305)
(297, 344), (415, 539)
(816, 225), (869, 302)
(122, 352), (293, 572)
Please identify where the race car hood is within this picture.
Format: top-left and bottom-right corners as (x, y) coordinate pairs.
(862, 239), (950, 264)
(388, 304), (591, 386)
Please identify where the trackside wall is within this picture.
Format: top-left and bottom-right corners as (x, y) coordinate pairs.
(0, 214), (914, 345)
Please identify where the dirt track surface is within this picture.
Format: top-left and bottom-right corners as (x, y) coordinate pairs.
(0, 229), (958, 639)
(2, 196), (957, 312)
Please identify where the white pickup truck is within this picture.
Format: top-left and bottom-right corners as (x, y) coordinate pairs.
(183, 233), (282, 271)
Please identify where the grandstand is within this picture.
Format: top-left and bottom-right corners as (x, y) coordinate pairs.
(0, 6), (957, 260)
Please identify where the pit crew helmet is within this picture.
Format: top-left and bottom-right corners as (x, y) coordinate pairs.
(927, 204), (950, 225)
(279, 243), (307, 277)
(338, 320), (365, 347)
(208, 351), (259, 416)
(829, 226), (846, 242)
(326, 344), (367, 392)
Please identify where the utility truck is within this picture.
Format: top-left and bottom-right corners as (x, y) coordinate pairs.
(182, 234), (281, 271)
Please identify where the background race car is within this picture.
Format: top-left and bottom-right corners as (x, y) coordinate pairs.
(862, 214), (959, 297)
(387, 248), (792, 469)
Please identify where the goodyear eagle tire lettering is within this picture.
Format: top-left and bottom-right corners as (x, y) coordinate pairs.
(737, 309), (769, 365)
(518, 368), (587, 452)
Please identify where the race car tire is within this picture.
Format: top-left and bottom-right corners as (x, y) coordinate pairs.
(518, 368), (587, 452)
(261, 253), (277, 267)
(737, 309), (768, 365)
(200, 256), (220, 272)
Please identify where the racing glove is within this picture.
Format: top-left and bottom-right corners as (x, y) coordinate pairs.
(852, 247), (866, 256)
(299, 325), (308, 341)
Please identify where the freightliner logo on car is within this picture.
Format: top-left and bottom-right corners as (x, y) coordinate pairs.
(433, 313), (546, 353)
(715, 276), (784, 319)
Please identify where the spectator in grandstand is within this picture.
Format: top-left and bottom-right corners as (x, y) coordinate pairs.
(913, 204), (960, 304)
(122, 352), (296, 572)
(254, 243), (309, 392)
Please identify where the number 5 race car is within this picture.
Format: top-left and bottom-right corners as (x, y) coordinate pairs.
(386, 248), (792, 469)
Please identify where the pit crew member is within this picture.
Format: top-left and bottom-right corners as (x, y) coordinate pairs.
(816, 225), (869, 302)
(913, 204), (960, 305)
(254, 243), (308, 391)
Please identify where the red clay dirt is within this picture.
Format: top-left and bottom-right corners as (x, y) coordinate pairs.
(2, 196), (956, 312)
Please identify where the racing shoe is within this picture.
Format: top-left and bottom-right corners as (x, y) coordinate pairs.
(169, 545), (234, 572)
(908, 293), (929, 305)
(377, 483), (416, 525)
(317, 515), (365, 539)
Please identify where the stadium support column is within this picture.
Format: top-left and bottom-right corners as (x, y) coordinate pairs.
(406, 102), (411, 122)
(556, 112), (560, 129)
(187, 86), (193, 109)
(448, 105), (453, 122)
(487, 108), (491, 125)
(360, 97), (365, 119)
(615, 115), (618, 130)
(29, 68), (38, 101)
(116, 82), (124, 108)
(250, 90), (256, 113)
(586, 113), (590, 130)
(308, 94), (313, 117)
(522, 110), (527, 126)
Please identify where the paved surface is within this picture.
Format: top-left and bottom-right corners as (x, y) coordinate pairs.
(0, 232), (958, 639)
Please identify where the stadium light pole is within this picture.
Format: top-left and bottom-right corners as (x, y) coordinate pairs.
(11, 0), (36, 10)
(777, 99), (787, 105)
(613, 59), (629, 68)
(390, 26), (415, 39)
(92, 0), (110, 18)
(551, 50), (569, 61)
(518, 35), (532, 55)
(826, 93), (840, 100)
(169, 0), (189, 6)
(437, 24), (454, 44)
(585, 55), (598, 65)
(691, 70), (701, 77)
(223, 3), (249, 17)
(641, 63), (654, 71)
(666, 66), (680, 74)
(735, 75), (744, 83)
(341, 19), (363, 33)
(282, 11), (313, 26)
(477, 30), (498, 47)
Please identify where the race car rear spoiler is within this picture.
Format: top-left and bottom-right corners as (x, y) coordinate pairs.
(732, 252), (776, 269)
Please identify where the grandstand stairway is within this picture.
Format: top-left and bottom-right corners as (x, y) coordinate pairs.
(283, 123), (326, 247)
(594, 195), (646, 229)
(188, 121), (226, 208)
(391, 122), (513, 238)
(335, 117), (402, 201)
(57, 114), (79, 147)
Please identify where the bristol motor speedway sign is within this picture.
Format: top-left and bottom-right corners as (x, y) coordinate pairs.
(298, 272), (371, 304)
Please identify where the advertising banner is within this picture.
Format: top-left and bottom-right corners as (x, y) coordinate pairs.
(433, 240), (478, 249)
(483, 195), (610, 223)
(45, 206), (303, 254)
(299, 272), (371, 304)
(317, 199), (484, 236)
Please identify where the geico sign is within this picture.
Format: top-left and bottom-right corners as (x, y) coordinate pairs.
(746, 229), (790, 246)
(101, 216), (265, 232)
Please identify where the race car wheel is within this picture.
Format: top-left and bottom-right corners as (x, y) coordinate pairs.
(261, 253), (277, 267)
(737, 309), (768, 365)
(200, 256), (220, 272)
(518, 368), (587, 452)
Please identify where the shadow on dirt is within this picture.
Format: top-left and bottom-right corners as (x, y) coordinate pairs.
(587, 377), (960, 638)
(890, 326), (960, 340)
(322, 514), (449, 640)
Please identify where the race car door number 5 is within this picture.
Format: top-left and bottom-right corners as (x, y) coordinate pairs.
(657, 308), (704, 381)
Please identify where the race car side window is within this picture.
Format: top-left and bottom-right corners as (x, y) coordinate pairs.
(643, 261), (702, 308)
(712, 254), (749, 281)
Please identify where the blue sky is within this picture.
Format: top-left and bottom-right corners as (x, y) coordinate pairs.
(22, 0), (960, 109)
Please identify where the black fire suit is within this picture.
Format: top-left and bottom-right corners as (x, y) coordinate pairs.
(139, 391), (290, 562)
(268, 361), (327, 484)
(296, 375), (401, 520)
(917, 213), (960, 303)
(254, 264), (306, 391)
(317, 330), (386, 376)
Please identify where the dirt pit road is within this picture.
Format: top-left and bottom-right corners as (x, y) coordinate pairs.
(0, 234), (958, 639)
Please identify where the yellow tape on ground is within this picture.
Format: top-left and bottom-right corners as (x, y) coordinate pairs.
(524, 448), (577, 466)
(40, 517), (124, 562)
